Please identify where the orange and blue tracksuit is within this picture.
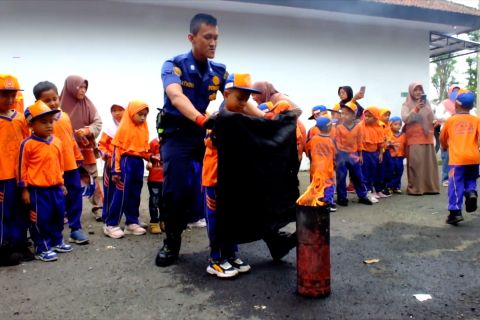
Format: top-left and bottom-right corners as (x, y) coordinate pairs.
(147, 138), (164, 224)
(18, 135), (65, 254)
(440, 113), (480, 211)
(387, 132), (406, 191)
(0, 111), (29, 248)
(334, 121), (368, 201)
(380, 122), (394, 192)
(53, 111), (84, 231)
(98, 131), (115, 221)
(202, 131), (237, 261)
(361, 122), (385, 193)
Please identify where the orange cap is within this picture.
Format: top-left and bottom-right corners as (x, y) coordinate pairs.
(25, 100), (60, 123)
(0, 74), (23, 91)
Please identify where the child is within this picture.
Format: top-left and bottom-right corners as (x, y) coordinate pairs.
(386, 116), (406, 194)
(440, 89), (479, 225)
(307, 105), (330, 141)
(0, 74), (31, 265)
(146, 137), (164, 234)
(202, 73), (258, 278)
(19, 101), (72, 261)
(104, 100), (153, 238)
(334, 101), (374, 206)
(361, 106), (386, 199)
(305, 116), (336, 209)
(33, 81), (89, 244)
(379, 108), (394, 196)
(98, 104), (125, 223)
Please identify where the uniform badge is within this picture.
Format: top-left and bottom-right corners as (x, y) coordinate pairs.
(5, 79), (14, 89)
(212, 76), (220, 85)
(173, 67), (182, 76)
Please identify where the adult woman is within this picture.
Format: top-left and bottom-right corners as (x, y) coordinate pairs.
(401, 82), (439, 195)
(60, 75), (103, 219)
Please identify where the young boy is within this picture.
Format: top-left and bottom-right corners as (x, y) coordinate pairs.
(386, 116), (406, 194)
(440, 89), (480, 225)
(304, 116), (336, 209)
(19, 101), (72, 261)
(335, 101), (374, 206)
(379, 108), (394, 196)
(146, 137), (164, 234)
(33, 81), (89, 244)
(0, 74), (31, 265)
(361, 106), (387, 199)
(202, 73), (259, 278)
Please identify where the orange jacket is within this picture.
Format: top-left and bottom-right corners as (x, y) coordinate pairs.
(389, 132), (406, 158)
(53, 112), (83, 171)
(309, 134), (336, 181)
(202, 131), (217, 187)
(18, 135), (64, 187)
(147, 138), (163, 182)
(335, 122), (364, 153)
(440, 113), (480, 165)
(361, 121), (384, 152)
(0, 111), (29, 180)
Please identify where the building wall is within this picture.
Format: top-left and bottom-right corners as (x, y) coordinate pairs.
(1, 0), (429, 168)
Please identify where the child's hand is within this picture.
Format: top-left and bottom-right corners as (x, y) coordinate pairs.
(61, 185), (68, 196)
(22, 188), (30, 205)
(146, 162), (153, 170)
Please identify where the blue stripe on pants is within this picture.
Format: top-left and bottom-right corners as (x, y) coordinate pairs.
(204, 186), (237, 261)
(0, 179), (27, 246)
(448, 165), (479, 211)
(64, 169), (83, 231)
(336, 151), (368, 199)
(28, 186), (65, 254)
(106, 155), (144, 226)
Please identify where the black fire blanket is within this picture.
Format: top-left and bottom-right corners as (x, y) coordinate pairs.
(213, 110), (300, 244)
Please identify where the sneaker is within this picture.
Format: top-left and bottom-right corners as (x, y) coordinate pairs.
(187, 218), (207, 228)
(393, 188), (402, 194)
(358, 197), (373, 205)
(228, 257), (251, 273)
(103, 225), (124, 239)
(206, 260), (239, 278)
(35, 250), (58, 262)
(155, 243), (180, 267)
(337, 198), (349, 207)
(52, 242), (73, 253)
(124, 224), (147, 236)
(382, 189), (392, 196)
(92, 207), (102, 222)
(329, 204), (337, 212)
(367, 192), (379, 203)
(148, 222), (162, 234)
(442, 180), (449, 187)
(376, 192), (391, 198)
(69, 229), (89, 244)
(465, 191), (478, 213)
(446, 210), (463, 225)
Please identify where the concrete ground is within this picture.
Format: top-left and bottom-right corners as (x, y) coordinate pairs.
(1, 170), (480, 320)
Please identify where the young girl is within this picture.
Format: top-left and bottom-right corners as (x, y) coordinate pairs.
(379, 108), (394, 196)
(103, 100), (154, 239)
(98, 104), (125, 223)
(146, 137), (164, 234)
(387, 116), (406, 193)
(361, 106), (386, 199)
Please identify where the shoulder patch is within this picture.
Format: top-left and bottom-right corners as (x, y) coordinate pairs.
(212, 76), (220, 85)
(173, 67), (182, 76)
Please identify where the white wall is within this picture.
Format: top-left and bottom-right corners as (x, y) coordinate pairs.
(1, 0), (429, 169)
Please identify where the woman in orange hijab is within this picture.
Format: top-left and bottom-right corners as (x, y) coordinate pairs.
(401, 82), (439, 195)
(103, 100), (153, 239)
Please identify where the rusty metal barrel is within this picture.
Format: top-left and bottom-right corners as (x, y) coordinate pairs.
(296, 205), (331, 298)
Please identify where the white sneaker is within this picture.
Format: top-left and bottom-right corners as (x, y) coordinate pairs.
(442, 180), (449, 187)
(124, 224), (147, 236)
(376, 192), (391, 198)
(103, 226), (124, 239)
(187, 218), (207, 228)
(367, 192), (379, 203)
(206, 260), (239, 278)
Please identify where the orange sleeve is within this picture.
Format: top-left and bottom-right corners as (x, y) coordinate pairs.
(439, 121), (449, 151)
(18, 139), (29, 187)
(202, 134), (218, 187)
(113, 145), (125, 174)
(98, 132), (113, 157)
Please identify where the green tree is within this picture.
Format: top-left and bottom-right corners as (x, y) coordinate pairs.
(465, 30), (479, 93)
(431, 54), (457, 103)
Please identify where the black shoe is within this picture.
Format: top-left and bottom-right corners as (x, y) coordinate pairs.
(382, 189), (392, 196)
(16, 243), (34, 262)
(155, 243), (179, 267)
(337, 198), (349, 207)
(358, 197), (373, 205)
(446, 210), (464, 225)
(266, 231), (297, 261)
(329, 204), (337, 212)
(465, 191), (478, 213)
(0, 245), (22, 266)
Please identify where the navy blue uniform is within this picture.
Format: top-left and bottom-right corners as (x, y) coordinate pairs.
(160, 51), (227, 248)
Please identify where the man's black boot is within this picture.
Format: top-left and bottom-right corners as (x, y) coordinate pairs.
(155, 237), (180, 267)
